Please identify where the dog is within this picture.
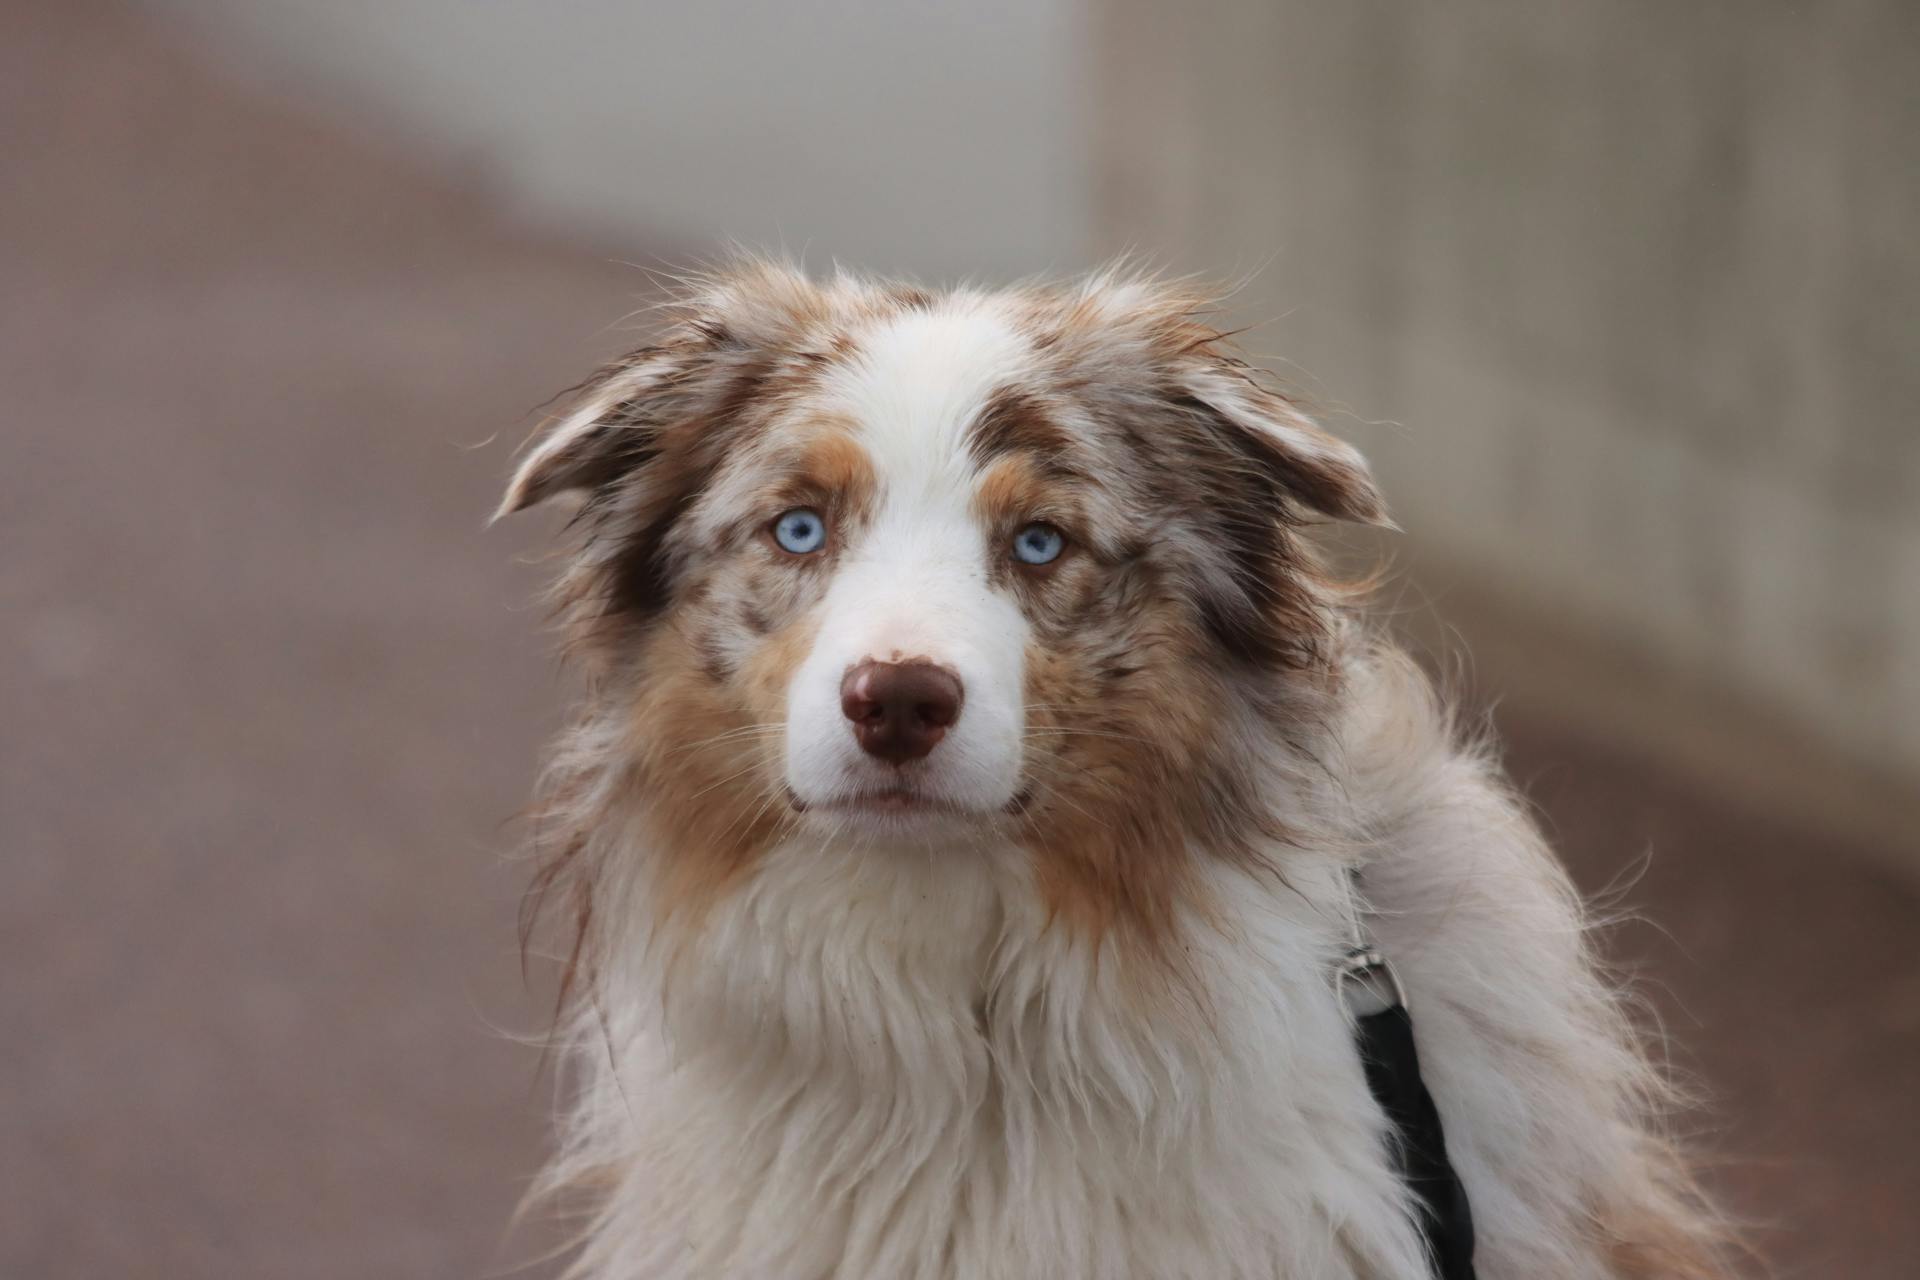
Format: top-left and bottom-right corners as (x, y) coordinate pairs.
(496, 260), (1727, 1279)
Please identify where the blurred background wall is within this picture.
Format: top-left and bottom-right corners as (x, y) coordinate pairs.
(151, 0), (1089, 280)
(6, 2), (1916, 1278)
(1093, 0), (1920, 855)
(155, 0), (1920, 853)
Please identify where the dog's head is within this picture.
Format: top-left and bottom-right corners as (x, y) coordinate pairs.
(504, 261), (1386, 943)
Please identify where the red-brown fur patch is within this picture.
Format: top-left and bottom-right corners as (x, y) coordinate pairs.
(626, 611), (819, 928)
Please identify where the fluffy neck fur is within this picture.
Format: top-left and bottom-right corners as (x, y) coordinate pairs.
(529, 646), (1724, 1280)
(550, 854), (1428, 1280)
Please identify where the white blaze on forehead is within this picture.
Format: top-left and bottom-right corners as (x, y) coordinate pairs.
(781, 298), (1036, 816)
(819, 298), (1035, 506)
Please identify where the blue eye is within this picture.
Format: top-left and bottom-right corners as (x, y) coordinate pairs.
(772, 507), (827, 554)
(1012, 522), (1065, 566)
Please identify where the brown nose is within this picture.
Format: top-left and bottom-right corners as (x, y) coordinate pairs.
(840, 660), (964, 763)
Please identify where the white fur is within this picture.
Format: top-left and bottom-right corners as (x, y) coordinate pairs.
(785, 301), (1035, 816)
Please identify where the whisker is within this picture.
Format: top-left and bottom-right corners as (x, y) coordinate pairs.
(1035, 786), (1108, 833)
(1009, 761), (1117, 835)
(684, 760), (775, 803)
(1022, 727), (1158, 747)
(715, 781), (789, 850)
(663, 724), (786, 757)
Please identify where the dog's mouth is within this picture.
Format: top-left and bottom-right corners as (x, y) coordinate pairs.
(803, 785), (960, 815)
(786, 784), (1030, 820)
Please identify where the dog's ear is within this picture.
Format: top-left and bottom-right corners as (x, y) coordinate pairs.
(1058, 270), (1390, 528)
(495, 347), (689, 521)
(1174, 359), (1392, 529)
(496, 259), (826, 522)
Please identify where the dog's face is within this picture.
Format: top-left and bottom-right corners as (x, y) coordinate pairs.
(504, 263), (1385, 936)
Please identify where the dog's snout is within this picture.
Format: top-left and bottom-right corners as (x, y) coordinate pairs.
(840, 660), (964, 763)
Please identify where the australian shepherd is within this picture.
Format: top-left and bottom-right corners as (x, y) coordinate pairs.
(496, 260), (1727, 1278)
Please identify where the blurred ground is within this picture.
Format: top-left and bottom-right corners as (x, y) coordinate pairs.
(3, 4), (1916, 1277)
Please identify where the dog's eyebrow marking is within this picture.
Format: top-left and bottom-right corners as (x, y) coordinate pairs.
(790, 424), (877, 499)
(747, 421), (880, 533)
(967, 386), (1077, 477)
(971, 452), (1058, 528)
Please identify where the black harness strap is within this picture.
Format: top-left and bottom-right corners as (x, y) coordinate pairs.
(1341, 944), (1477, 1279)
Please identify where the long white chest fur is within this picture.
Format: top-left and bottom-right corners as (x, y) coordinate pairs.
(536, 655), (1702, 1280)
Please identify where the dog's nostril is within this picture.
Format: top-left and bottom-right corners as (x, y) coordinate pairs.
(915, 698), (958, 729)
(840, 660), (965, 763)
